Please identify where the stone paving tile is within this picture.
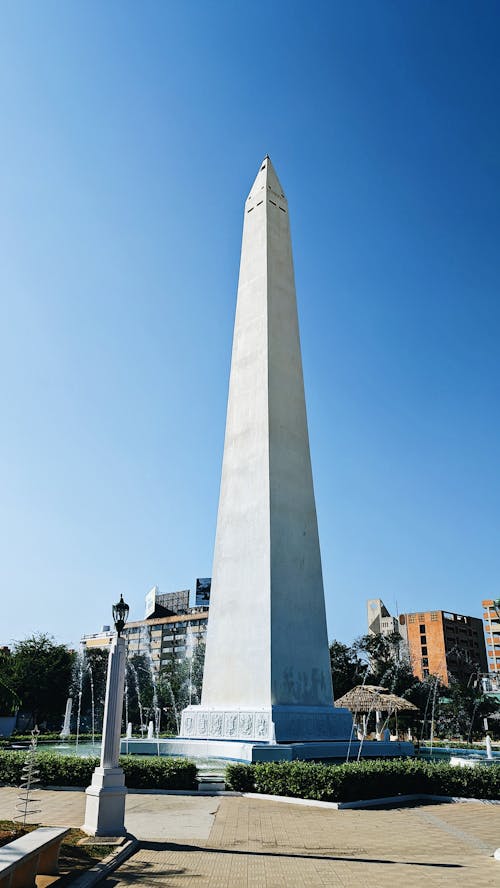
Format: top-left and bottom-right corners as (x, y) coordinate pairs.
(101, 797), (500, 887)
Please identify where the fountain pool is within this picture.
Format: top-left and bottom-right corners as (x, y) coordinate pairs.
(418, 745), (500, 765)
(33, 742), (227, 776)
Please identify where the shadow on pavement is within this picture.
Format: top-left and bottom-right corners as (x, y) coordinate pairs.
(134, 840), (465, 868)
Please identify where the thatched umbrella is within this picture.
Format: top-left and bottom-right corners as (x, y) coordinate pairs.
(335, 685), (389, 712)
(335, 684), (418, 714)
(383, 693), (419, 713)
(335, 684), (418, 738)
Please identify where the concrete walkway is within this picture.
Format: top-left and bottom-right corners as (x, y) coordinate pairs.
(0, 789), (498, 886)
(0, 787), (219, 841)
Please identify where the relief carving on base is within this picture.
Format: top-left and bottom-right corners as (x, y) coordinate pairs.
(239, 712), (255, 737)
(210, 712), (223, 736)
(256, 714), (269, 738)
(197, 712), (209, 735)
(224, 713), (238, 737)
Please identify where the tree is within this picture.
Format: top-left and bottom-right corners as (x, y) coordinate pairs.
(354, 632), (404, 680)
(190, 640), (206, 703)
(11, 634), (75, 729)
(329, 640), (367, 698)
(0, 648), (21, 715)
(434, 678), (498, 741)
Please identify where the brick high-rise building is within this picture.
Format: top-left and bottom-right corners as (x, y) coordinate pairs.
(400, 610), (488, 685)
(482, 599), (500, 674)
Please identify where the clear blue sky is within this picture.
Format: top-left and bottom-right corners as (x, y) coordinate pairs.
(1, 2), (499, 649)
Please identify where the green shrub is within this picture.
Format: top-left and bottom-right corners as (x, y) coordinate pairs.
(119, 756), (197, 790)
(0, 751), (197, 790)
(0, 751), (99, 787)
(420, 739), (499, 750)
(225, 763), (256, 792)
(225, 759), (500, 802)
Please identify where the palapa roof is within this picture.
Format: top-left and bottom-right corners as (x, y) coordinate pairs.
(335, 684), (418, 713)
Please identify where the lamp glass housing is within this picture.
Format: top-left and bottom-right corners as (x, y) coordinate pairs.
(112, 595), (129, 637)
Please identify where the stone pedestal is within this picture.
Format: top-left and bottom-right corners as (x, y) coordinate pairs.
(83, 636), (127, 837)
(180, 704), (353, 743)
(83, 767), (126, 837)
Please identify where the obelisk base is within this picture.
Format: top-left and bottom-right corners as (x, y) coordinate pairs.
(180, 704), (353, 743)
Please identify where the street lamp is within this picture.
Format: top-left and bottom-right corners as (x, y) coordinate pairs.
(112, 595), (129, 637)
(83, 595), (129, 837)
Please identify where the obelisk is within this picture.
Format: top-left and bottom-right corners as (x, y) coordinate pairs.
(181, 157), (352, 745)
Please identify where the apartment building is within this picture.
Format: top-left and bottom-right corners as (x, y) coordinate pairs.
(482, 599), (500, 674)
(401, 609), (487, 685)
(81, 582), (210, 674)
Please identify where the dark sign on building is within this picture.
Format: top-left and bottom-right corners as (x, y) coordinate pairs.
(195, 578), (211, 607)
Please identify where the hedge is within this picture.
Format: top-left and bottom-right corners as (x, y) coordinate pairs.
(0, 751), (197, 790)
(118, 756), (197, 789)
(420, 739), (499, 750)
(225, 759), (500, 802)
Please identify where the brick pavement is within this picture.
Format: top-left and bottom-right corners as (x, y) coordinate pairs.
(1, 788), (498, 886)
(101, 797), (500, 887)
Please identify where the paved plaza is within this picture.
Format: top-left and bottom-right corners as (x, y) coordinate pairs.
(0, 788), (499, 886)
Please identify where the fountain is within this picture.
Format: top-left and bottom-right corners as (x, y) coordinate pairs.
(448, 733), (500, 768)
(127, 661), (145, 738)
(60, 698), (72, 740)
(70, 649), (100, 751)
(486, 734), (493, 760)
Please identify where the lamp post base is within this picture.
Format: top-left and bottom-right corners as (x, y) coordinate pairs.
(82, 767), (127, 837)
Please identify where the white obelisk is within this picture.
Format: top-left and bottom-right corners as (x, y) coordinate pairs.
(181, 157), (352, 744)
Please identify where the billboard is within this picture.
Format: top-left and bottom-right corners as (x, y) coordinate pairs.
(144, 585), (158, 619)
(195, 578), (211, 607)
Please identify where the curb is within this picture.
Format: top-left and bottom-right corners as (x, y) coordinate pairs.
(126, 788), (239, 796)
(242, 791), (500, 810)
(11, 786), (238, 796)
(70, 835), (139, 887)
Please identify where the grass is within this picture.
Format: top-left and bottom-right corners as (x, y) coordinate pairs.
(0, 819), (115, 885)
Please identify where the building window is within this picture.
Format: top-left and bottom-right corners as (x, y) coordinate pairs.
(420, 636), (427, 646)
(423, 668), (430, 678)
(419, 624), (426, 633)
(408, 615), (416, 623)
(422, 657), (429, 667)
(431, 612), (438, 621)
(421, 646), (428, 655)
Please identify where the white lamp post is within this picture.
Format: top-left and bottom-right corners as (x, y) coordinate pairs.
(83, 595), (129, 837)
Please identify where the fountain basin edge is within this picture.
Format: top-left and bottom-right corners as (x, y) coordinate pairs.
(119, 737), (414, 763)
